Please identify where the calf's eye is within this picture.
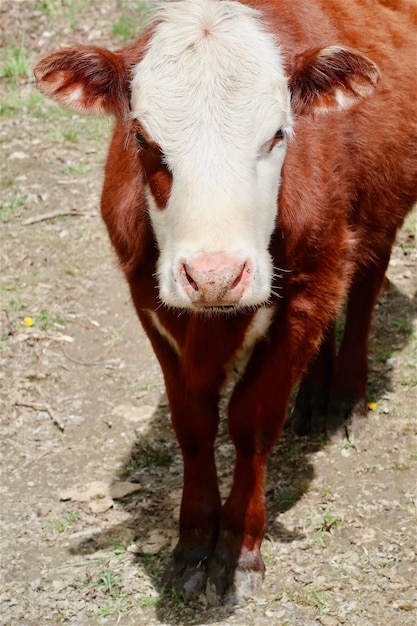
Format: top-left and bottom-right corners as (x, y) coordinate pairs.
(135, 132), (148, 147)
(260, 129), (285, 156)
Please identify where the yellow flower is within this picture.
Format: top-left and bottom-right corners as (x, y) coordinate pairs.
(368, 402), (377, 411)
(24, 317), (34, 327)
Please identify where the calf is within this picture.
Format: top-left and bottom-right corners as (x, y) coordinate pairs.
(34, 0), (416, 604)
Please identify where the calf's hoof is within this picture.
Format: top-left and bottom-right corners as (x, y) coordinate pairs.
(326, 398), (368, 442)
(289, 390), (328, 437)
(206, 551), (265, 605)
(172, 563), (207, 599)
(164, 552), (209, 599)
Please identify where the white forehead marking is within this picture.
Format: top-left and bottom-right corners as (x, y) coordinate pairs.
(131, 0), (291, 178)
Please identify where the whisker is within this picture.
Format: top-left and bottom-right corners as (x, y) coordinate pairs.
(273, 265), (292, 273)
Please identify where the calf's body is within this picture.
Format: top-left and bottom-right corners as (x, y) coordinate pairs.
(35, 0), (416, 603)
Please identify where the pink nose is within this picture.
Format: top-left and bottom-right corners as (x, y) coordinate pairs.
(178, 253), (252, 307)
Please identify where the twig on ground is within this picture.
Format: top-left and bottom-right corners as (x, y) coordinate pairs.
(14, 401), (65, 432)
(23, 210), (89, 225)
(61, 345), (105, 366)
(2, 309), (16, 336)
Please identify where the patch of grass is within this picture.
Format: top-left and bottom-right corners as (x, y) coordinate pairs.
(278, 484), (305, 510)
(0, 43), (32, 84)
(93, 569), (122, 596)
(371, 347), (397, 365)
(106, 327), (124, 345)
(314, 507), (344, 546)
(124, 441), (173, 475)
(0, 196), (27, 223)
(169, 585), (187, 604)
(137, 553), (164, 582)
(131, 380), (161, 395)
(287, 587), (329, 612)
(62, 130), (80, 144)
(367, 463), (384, 471)
(340, 437), (360, 452)
(5, 296), (24, 312)
(0, 89), (47, 117)
(34, 309), (67, 331)
(39, 0), (94, 28)
(106, 537), (135, 556)
(98, 599), (134, 618)
(112, 2), (151, 41)
(391, 316), (414, 337)
(112, 15), (136, 41)
(282, 441), (304, 463)
(138, 595), (160, 607)
(59, 163), (91, 176)
(392, 461), (410, 471)
(47, 510), (80, 533)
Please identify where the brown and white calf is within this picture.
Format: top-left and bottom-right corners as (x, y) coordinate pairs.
(34, 0), (416, 604)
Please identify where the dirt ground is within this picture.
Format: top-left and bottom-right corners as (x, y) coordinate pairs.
(1, 2), (416, 625)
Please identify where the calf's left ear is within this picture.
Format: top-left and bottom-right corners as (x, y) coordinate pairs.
(33, 46), (130, 118)
(289, 46), (380, 116)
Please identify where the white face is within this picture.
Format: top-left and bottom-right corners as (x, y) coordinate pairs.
(131, 0), (292, 310)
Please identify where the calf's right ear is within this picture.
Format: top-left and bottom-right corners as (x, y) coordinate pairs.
(289, 46), (380, 116)
(33, 46), (130, 118)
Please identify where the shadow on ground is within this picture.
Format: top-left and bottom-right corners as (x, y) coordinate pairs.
(69, 277), (415, 624)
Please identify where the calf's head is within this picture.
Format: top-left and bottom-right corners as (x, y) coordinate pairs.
(34, 0), (379, 311)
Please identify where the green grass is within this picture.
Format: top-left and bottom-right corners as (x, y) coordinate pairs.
(98, 599), (135, 618)
(122, 441), (173, 476)
(138, 595), (160, 607)
(59, 164), (92, 176)
(0, 89), (47, 117)
(0, 196), (27, 223)
(286, 586), (330, 612)
(278, 484), (306, 510)
(47, 510), (80, 533)
(93, 569), (123, 595)
(0, 43), (32, 84)
(112, 15), (136, 41)
(39, 0), (94, 26)
(314, 507), (344, 546)
(34, 309), (67, 331)
(112, 2), (151, 41)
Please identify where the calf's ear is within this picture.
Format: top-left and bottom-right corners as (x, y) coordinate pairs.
(33, 46), (130, 118)
(289, 46), (380, 116)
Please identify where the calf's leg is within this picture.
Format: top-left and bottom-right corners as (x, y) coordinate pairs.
(168, 392), (222, 598)
(326, 249), (392, 441)
(138, 314), (222, 598)
(290, 323), (336, 436)
(206, 307), (326, 604)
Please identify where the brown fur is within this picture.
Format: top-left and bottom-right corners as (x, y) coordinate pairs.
(34, 0), (416, 602)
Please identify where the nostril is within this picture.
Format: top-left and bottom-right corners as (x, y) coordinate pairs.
(230, 262), (247, 291)
(183, 264), (199, 292)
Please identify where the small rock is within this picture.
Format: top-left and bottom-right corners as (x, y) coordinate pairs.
(320, 617), (339, 626)
(9, 151), (29, 160)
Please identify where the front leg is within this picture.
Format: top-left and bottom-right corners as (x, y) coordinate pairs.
(138, 312), (222, 598)
(207, 304), (327, 604)
(168, 391), (222, 598)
